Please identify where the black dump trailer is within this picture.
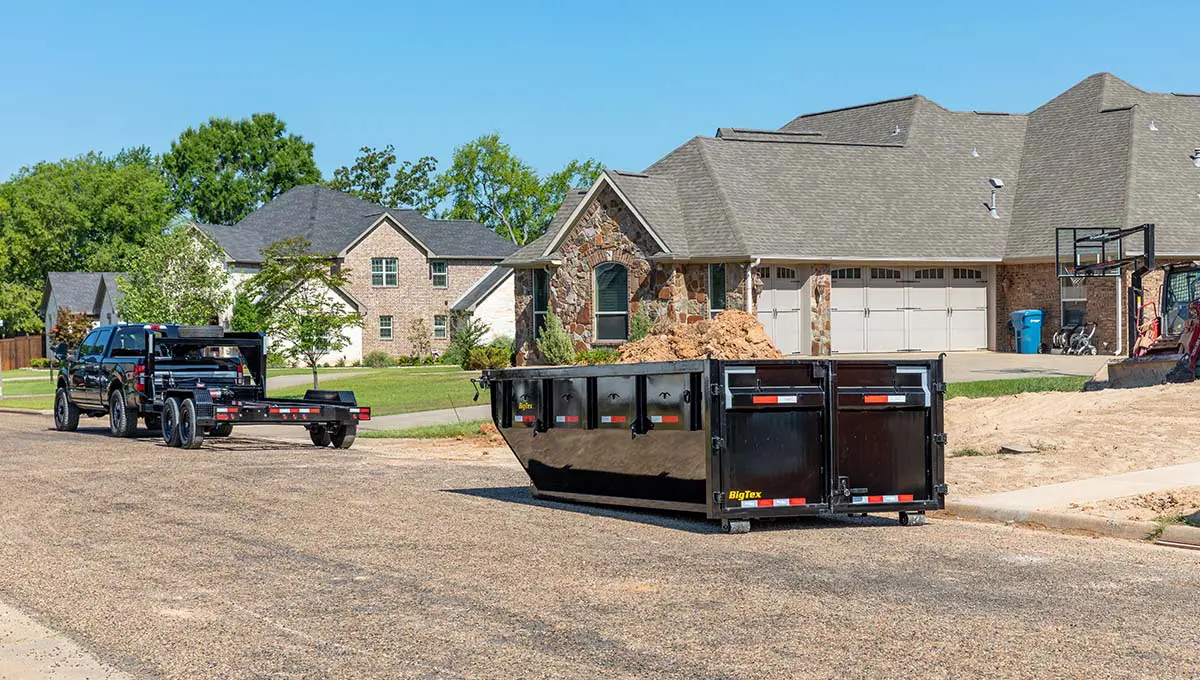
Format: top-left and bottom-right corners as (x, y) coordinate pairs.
(143, 327), (371, 449)
(480, 358), (946, 533)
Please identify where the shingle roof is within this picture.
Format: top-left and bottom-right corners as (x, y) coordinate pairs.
(451, 266), (512, 312)
(512, 73), (1200, 265)
(201, 185), (516, 263)
(40, 272), (123, 316)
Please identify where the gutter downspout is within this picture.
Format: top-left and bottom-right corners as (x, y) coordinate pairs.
(1115, 278), (1123, 356)
(747, 259), (761, 313)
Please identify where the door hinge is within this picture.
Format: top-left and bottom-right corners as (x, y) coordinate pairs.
(713, 491), (725, 504)
(711, 436), (725, 452)
(934, 483), (949, 495)
(933, 382), (947, 394)
(710, 383), (722, 396)
(932, 433), (948, 445)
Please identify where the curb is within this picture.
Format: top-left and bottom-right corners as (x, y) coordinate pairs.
(946, 500), (1200, 549)
(0, 407), (52, 416)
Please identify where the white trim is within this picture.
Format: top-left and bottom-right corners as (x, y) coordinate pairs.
(541, 172), (671, 257)
(341, 213), (432, 258)
(752, 255), (1003, 264)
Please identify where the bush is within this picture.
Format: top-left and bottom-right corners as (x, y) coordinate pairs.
(229, 289), (262, 332)
(30, 357), (51, 369)
(362, 350), (394, 368)
(465, 346), (511, 370)
(630, 308), (653, 342)
(266, 352), (289, 368)
(444, 316), (490, 368)
(489, 335), (515, 352)
(536, 312), (575, 365)
(576, 348), (620, 365)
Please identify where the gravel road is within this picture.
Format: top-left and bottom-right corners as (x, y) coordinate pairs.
(1, 412), (1198, 679)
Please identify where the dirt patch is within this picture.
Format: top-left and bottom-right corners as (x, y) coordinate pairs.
(946, 381), (1200, 498)
(618, 310), (783, 363)
(1069, 487), (1200, 523)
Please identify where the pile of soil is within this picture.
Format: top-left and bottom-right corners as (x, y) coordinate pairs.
(618, 310), (784, 363)
(1079, 487), (1200, 523)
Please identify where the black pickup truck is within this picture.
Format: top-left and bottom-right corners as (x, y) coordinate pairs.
(52, 324), (370, 449)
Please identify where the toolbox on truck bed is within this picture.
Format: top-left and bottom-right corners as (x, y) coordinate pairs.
(480, 358), (946, 533)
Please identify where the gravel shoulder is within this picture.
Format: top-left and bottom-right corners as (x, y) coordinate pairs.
(1, 413), (1199, 678)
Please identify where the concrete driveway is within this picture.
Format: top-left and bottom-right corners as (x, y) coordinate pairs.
(831, 351), (1109, 383)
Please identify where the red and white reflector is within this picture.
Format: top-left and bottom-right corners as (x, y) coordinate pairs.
(851, 494), (915, 504)
(649, 415), (680, 424)
(270, 407), (320, 414)
(215, 407), (239, 414)
(600, 415), (627, 424)
(739, 497), (806, 509)
(863, 394), (907, 404)
(751, 395), (798, 405)
(513, 415), (536, 423)
(555, 415), (581, 423)
(350, 407), (371, 421)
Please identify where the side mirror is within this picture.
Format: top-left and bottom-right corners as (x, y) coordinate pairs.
(52, 342), (68, 360)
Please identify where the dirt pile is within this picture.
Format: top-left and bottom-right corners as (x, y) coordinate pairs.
(1081, 487), (1200, 523)
(618, 310), (784, 363)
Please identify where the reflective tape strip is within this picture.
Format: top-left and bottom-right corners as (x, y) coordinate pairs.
(751, 395), (799, 405)
(863, 394), (907, 404)
(513, 415), (536, 423)
(600, 415), (627, 423)
(852, 494), (915, 504)
(739, 497), (806, 509)
(215, 407), (239, 414)
(650, 415), (680, 423)
(555, 415), (581, 423)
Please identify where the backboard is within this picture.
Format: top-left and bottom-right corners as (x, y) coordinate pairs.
(1055, 225), (1153, 278)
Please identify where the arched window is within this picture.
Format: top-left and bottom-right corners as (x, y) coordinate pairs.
(594, 262), (629, 341)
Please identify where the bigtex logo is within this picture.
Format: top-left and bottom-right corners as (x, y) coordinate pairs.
(728, 490), (763, 501)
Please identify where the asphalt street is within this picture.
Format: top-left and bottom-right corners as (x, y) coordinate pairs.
(0, 412), (1197, 679)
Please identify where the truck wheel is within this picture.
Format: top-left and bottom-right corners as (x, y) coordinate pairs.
(309, 425), (332, 447)
(722, 519), (751, 534)
(162, 398), (182, 447)
(179, 399), (205, 450)
(54, 388), (80, 432)
(207, 423), (234, 438)
(109, 390), (139, 438)
(330, 424), (356, 449)
(899, 511), (928, 527)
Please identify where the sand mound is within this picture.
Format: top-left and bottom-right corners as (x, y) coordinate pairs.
(618, 310), (784, 363)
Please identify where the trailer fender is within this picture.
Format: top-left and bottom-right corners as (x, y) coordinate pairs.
(164, 388), (216, 427)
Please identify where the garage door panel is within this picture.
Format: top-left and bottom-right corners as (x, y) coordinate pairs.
(832, 310), (866, 353)
(950, 309), (988, 350)
(908, 309), (948, 351)
(774, 310), (802, 355)
(865, 310), (906, 352)
(949, 283), (987, 309)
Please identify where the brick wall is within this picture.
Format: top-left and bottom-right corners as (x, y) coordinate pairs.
(996, 262), (1125, 353)
(343, 217), (497, 356)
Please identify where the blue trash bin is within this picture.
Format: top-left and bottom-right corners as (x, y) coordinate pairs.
(1010, 310), (1044, 354)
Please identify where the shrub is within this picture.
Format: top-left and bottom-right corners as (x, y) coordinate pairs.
(407, 318), (432, 358)
(49, 309), (92, 350)
(576, 348), (620, 365)
(229, 289), (262, 332)
(266, 352), (289, 368)
(444, 316), (490, 368)
(423, 354), (441, 365)
(30, 357), (51, 369)
(465, 346), (511, 370)
(362, 350), (394, 368)
(630, 308), (653, 342)
(536, 312), (575, 365)
(489, 335), (515, 352)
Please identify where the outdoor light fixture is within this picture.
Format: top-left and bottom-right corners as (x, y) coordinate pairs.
(1149, 120), (1158, 131)
(891, 125), (901, 136)
(971, 146), (980, 158)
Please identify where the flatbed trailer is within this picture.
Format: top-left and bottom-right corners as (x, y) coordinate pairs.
(480, 357), (946, 533)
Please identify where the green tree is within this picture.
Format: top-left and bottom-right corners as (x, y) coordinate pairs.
(162, 113), (321, 225)
(243, 238), (362, 388)
(0, 282), (43, 336)
(327, 145), (443, 213)
(0, 148), (172, 289)
(228, 289), (263, 332)
(438, 133), (603, 245)
(536, 312), (575, 365)
(115, 227), (232, 324)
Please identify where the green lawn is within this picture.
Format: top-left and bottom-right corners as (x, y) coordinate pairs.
(272, 368), (487, 416)
(361, 420), (491, 439)
(0, 376), (57, 396)
(0, 396), (54, 411)
(946, 376), (1089, 400)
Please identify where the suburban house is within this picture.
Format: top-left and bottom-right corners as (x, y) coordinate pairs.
(39, 272), (125, 354)
(503, 73), (1200, 363)
(198, 185), (516, 363)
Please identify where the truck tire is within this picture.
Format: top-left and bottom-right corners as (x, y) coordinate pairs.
(309, 425), (332, 447)
(179, 399), (205, 450)
(330, 424), (356, 449)
(162, 398), (182, 447)
(109, 389), (139, 438)
(54, 388), (80, 432)
(207, 423), (234, 438)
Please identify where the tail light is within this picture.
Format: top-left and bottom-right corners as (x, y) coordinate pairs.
(236, 362), (245, 385)
(133, 364), (146, 392)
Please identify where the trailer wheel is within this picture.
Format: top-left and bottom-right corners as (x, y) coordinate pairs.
(899, 511), (927, 527)
(54, 388), (80, 432)
(207, 423), (234, 438)
(330, 424), (357, 449)
(109, 390), (139, 438)
(162, 398), (182, 447)
(309, 425), (332, 447)
(179, 399), (205, 450)
(722, 519), (751, 534)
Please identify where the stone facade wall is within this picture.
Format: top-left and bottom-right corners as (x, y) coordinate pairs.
(809, 265), (831, 355)
(343, 218), (496, 356)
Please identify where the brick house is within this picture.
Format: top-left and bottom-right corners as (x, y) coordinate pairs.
(199, 185), (515, 362)
(503, 73), (1200, 364)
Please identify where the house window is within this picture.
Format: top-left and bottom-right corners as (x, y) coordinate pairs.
(431, 261), (448, 288)
(371, 258), (398, 287)
(709, 264), (726, 317)
(831, 268), (861, 280)
(1061, 278), (1087, 328)
(914, 268), (944, 280)
(533, 269), (550, 338)
(871, 267), (902, 280)
(954, 268), (983, 280)
(594, 262), (629, 342)
(379, 315), (393, 340)
(433, 315), (448, 339)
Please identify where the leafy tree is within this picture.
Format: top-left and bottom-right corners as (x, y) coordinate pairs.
(162, 113), (321, 225)
(229, 289), (263, 332)
(115, 227), (232, 324)
(0, 148), (172, 289)
(438, 133), (603, 245)
(407, 317), (432, 357)
(242, 238), (362, 388)
(49, 309), (93, 350)
(327, 145), (442, 213)
(536, 312), (575, 365)
(0, 282), (43, 336)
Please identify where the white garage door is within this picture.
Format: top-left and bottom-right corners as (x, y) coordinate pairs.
(831, 266), (988, 353)
(756, 266), (808, 354)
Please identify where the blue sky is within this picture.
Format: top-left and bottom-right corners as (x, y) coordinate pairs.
(3, 0), (1198, 181)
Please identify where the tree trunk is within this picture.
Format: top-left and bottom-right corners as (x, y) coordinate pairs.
(312, 365), (319, 390)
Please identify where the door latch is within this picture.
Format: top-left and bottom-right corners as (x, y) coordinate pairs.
(932, 433), (948, 445)
(711, 436), (725, 452)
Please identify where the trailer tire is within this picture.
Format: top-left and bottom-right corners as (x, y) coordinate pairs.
(330, 424), (356, 449)
(54, 388), (80, 432)
(109, 390), (139, 438)
(162, 398), (183, 447)
(899, 511), (927, 527)
(722, 519), (750, 534)
(179, 399), (204, 450)
(309, 425), (332, 447)
(207, 422), (234, 438)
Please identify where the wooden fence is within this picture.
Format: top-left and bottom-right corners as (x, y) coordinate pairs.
(1, 335), (44, 371)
